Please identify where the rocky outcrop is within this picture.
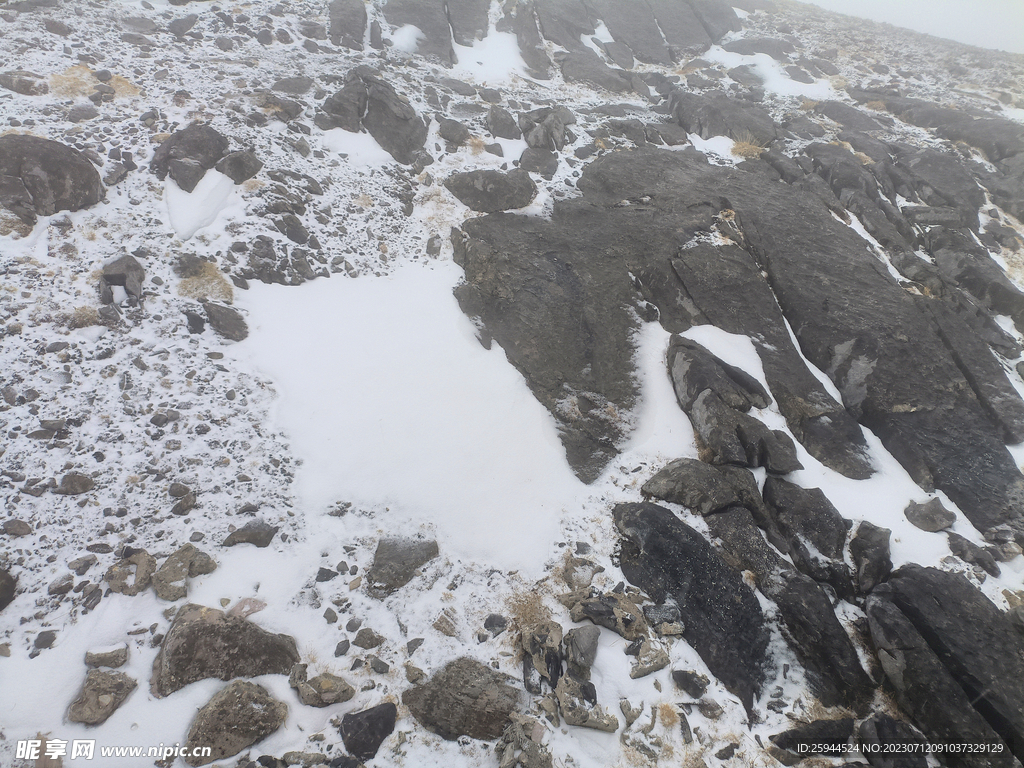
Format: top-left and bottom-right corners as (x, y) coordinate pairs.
(184, 681), (287, 766)
(329, 0), (367, 49)
(150, 123), (229, 192)
(104, 548), (157, 597)
(151, 603), (300, 696)
(613, 501), (769, 714)
(381, 0), (454, 64)
(0, 567), (18, 612)
(403, 657), (522, 740)
(0, 134), (104, 224)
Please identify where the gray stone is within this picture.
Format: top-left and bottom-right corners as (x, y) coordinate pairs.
(3, 519), (31, 536)
(222, 519), (279, 548)
(292, 666), (355, 707)
(0, 70), (49, 95)
(487, 105), (522, 140)
(104, 549), (157, 596)
(672, 670), (709, 698)
(555, 672), (618, 731)
(203, 302), (249, 341)
(184, 681), (287, 766)
(564, 625), (600, 677)
(403, 658), (521, 740)
(365, 537), (439, 597)
(151, 123), (229, 192)
(0, 567), (17, 612)
(381, 0), (454, 64)
(353, 627), (384, 649)
(100, 254), (145, 305)
(0, 134), (104, 224)
(339, 702), (397, 761)
(329, 0), (366, 48)
(53, 472), (95, 495)
(153, 544), (217, 601)
(947, 532), (1001, 577)
(67, 669), (137, 725)
(905, 498), (956, 532)
(152, 603), (300, 696)
(86, 645), (129, 669)
(850, 521), (892, 594)
(214, 151), (263, 184)
(445, 169), (537, 213)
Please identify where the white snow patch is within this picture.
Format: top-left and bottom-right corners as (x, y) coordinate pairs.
(389, 23), (426, 54)
(322, 128), (396, 166)
(733, 6), (751, 19)
(688, 133), (740, 164)
(704, 45), (839, 100)
(452, 27), (529, 84)
(164, 170), (238, 241)
(235, 260), (586, 574)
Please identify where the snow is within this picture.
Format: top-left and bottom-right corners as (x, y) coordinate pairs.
(322, 128), (397, 166)
(451, 27), (529, 85)
(164, 170), (239, 241)
(704, 45), (839, 100)
(235, 260), (586, 574)
(688, 133), (740, 164)
(389, 24), (426, 55)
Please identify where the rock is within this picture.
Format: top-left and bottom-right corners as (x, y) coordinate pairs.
(771, 718), (855, 758)
(381, 0), (454, 63)
(290, 664), (355, 707)
(361, 75), (429, 164)
(352, 627), (384, 649)
(685, 0), (741, 41)
(560, 50), (633, 93)
(484, 614), (508, 636)
(865, 591), (1011, 764)
(487, 105), (522, 140)
(365, 536), (438, 597)
(171, 491), (197, 516)
(859, 713), (928, 768)
(0, 134), (103, 224)
(904, 498), (956, 532)
(722, 37), (795, 61)
(947, 532), (1001, 577)
(67, 669), (137, 725)
(814, 101), (883, 131)
(522, 620), (563, 692)
(669, 90), (779, 146)
(849, 521), (892, 593)
(151, 603), (300, 696)
(519, 106), (576, 151)
(533, 0), (595, 51)
(0, 567), (17, 612)
(646, 0), (712, 56)
(668, 336), (771, 412)
(496, 713), (554, 768)
(672, 670), (709, 698)
(555, 672), (619, 731)
(85, 644), (129, 668)
(582, 0), (671, 64)
(339, 703), (397, 760)
(447, 0), (489, 45)
(438, 117), (471, 147)
(223, 519), (279, 548)
(0, 70), (49, 95)
(203, 302), (249, 341)
(48, 573), (74, 596)
(153, 544), (217, 601)
(168, 13), (198, 36)
(518, 147), (559, 177)
(53, 472), (95, 495)
(403, 657), (521, 740)
(613, 502), (769, 714)
(99, 254), (146, 305)
(151, 123), (229, 192)
(567, 590), (648, 642)
(564, 625), (600, 677)
(887, 565), (1024, 759)
(68, 104), (99, 123)
(215, 151), (263, 184)
(184, 681), (287, 766)
(445, 169), (537, 213)
(329, 0), (366, 49)
(104, 549), (157, 596)
(629, 637), (670, 679)
(762, 477), (854, 595)
(3, 519), (32, 536)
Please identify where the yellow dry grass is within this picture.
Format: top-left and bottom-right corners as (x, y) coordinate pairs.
(506, 587), (552, 637)
(66, 306), (99, 329)
(731, 130), (767, 159)
(50, 65), (96, 97)
(865, 100), (888, 111)
(177, 261), (234, 304)
(0, 212), (32, 237)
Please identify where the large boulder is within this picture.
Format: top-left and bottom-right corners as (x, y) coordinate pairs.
(670, 90), (779, 146)
(0, 566), (17, 612)
(183, 681), (287, 766)
(151, 603), (300, 696)
(67, 669), (137, 725)
(150, 124), (229, 193)
(329, 0), (367, 49)
(645, 0), (711, 56)
(0, 134), (104, 224)
(447, 0), (490, 45)
(866, 592), (1010, 767)
(445, 170), (537, 213)
(381, 0), (454, 64)
(403, 658), (522, 740)
(613, 502), (769, 714)
(581, 0), (671, 65)
(886, 565), (1024, 760)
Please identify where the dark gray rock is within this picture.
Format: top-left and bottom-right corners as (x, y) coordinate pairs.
(151, 124), (229, 192)
(670, 89), (779, 146)
(222, 519), (278, 547)
(487, 105), (522, 140)
(99, 254), (145, 305)
(501, 0), (551, 78)
(564, 625), (600, 677)
(771, 719), (855, 758)
(361, 77), (429, 164)
(560, 50), (633, 92)
(581, 0), (671, 64)
(905, 498), (956, 532)
(684, 0), (741, 42)
(203, 302), (249, 341)
(445, 169), (537, 212)
(668, 335), (771, 412)
(613, 501), (769, 714)
(762, 477), (854, 596)
(340, 702), (397, 761)
(381, 0), (454, 64)
(518, 147), (559, 177)
(152, 603), (300, 696)
(184, 681), (287, 766)
(403, 658), (521, 740)
(447, 0), (490, 45)
(814, 101), (882, 131)
(168, 13), (198, 36)
(365, 537), (439, 597)
(329, 0), (366, 49)
(215, 151), (263, 184)
(52, 472), (96, 495)
(0, 567), (17, 612)
(67, 669), (137, 725)
(646, 0), (711, 56)
(519, 106), (576, 150)
(438, 117), (471, 146)
(534, 0), (594, 50)
(947, 533), (1001, 577)
(3, 519), (32, 536)
(642, 458), (764, 517)
(672, 670), (709, 698)
(0, 134), (104, 224)
(849, 521), (891, 594)
(722, 37), (795, 60)
(671, 242), (873, 478)
(859, 714), (928, 768)
(866, 591), (1010, 767)
(0, 70), (49, 95)
(317, 77), (368, 132)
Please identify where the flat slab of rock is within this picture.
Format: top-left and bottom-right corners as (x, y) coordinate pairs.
(365, 537), (438, 597)
(184, 680), (287, 766)
(222, 519), (279, 548)
(613, 501), (769, 714)
(67, 669), (137, 725)
(152, 603), (300, 696)
(403, 657), (521, 740)
(203, 301), (249, 341)
(905, 498), (956, 532)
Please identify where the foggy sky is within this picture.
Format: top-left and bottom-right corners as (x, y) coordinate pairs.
(801, 0), (1024, 54)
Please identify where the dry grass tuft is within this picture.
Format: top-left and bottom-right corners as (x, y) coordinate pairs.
(178, 261), (234, 303)
(466, 135), (488, 155)
(506, 587), (552, 637)
(0, 212), (32, 238)
(66, 305), (99, 329)
(731, 130), (767, 159)
(658, 703), (680, 729)
(50, 65), (96, 97)
(865, 100), (888, 111)
(800, 98), (819, 111)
